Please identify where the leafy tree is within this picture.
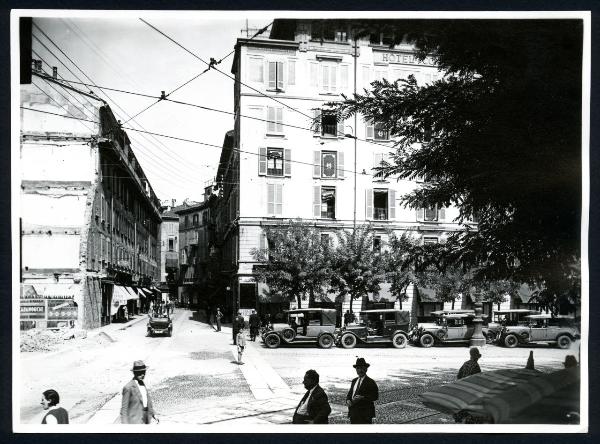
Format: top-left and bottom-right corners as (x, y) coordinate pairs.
(334, 20), (582, 312)
(252, 220), (330, 309)
(328, 225), (385, 313)
(383, 231), (416, 309)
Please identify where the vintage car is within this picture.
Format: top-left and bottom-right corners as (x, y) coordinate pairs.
(336, 309), (411, 349)
(147, 314), (172, 337)
(486, 309), (541, 342)
(410, 311), (492, 347)
(498, 314), (580, 349)
(261, 308), (337, 349)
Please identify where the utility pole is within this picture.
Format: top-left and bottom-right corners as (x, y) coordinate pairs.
(353, 36), (358, 228)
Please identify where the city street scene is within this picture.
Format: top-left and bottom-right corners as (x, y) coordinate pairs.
(13, 10), (587, 433)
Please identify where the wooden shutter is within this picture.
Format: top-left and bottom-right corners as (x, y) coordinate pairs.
(337, 117), (344, 138)
(313, 186), (321, 218)
(366, 121), (374, 139)
(438, 207), (446, 221)
(288, 60), (296, 85)
(260, 231), (268, 251)
(277, 61), (284, 90)
(365, 189), (373, 219)
(258, 147), (267, 175)
(312, 109), (321, 134)
(337, 151), (345, 178)
(284, 149), (291, 176)
(310, 62), (318, 87)
(276, 107), (283, 133)
(268, 61), (276, 89)
(275, 184), (283, 215)
(267, 107), (275, 133)
(341, 65), (349, 89)
(322, 65), (329, 92)
(267, 184), (275, 215)
(416, 208), (424, 221)
(313, 151), (321, 177)
(388, 189), (396, 219)
(330, 65), (337, 93)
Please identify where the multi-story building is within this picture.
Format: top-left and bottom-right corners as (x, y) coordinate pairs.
(214, 18), (503, 323)
(159, 204), (179, 300)
(20, 68), (161, 330)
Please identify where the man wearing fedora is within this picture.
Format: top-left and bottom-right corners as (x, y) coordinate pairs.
(120, 360), (158, 424)
(292, 369), (331, 424)
(346, 357), (379, 424)
(457, 347), (482, 379)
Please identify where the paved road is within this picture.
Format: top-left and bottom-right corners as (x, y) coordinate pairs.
(18, 308), (575, 426)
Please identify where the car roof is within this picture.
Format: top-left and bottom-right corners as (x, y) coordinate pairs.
(431, 310), (475, 316)
(443, 313), (475, 319)
(494, 309), (541, 314)
(286, 308), (336, 314)
(359, 309), (406, 313)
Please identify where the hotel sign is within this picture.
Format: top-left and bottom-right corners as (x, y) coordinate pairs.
(374, 51), (436, 67)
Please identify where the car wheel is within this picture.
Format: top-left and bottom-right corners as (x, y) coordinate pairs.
(281, 328), (296, 343)
(318, 333), (334, 349)
(504, 334), (519, 348)
(264, 333), (281, 349)
(557, 335), (572, 349)
(340, 333), (357, 349)
(146, 330), (152, 337)
(392, 333), (408, 349)
(420, 333), (435, 348)
(167, 328), (172, 337)
(485, 332), (497, 344)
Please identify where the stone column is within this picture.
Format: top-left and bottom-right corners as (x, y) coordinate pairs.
(470, 293), (486, 347)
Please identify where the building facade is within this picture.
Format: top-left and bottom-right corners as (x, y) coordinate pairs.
(20, 71), (161, 330)
(215, 19), (487, 322)
(159, 207), (179, 300)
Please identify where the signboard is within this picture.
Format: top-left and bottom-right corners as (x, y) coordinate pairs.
(20, 299), (45, 319)
(47, 299), (78, 321)
(374, 51), (436, 66)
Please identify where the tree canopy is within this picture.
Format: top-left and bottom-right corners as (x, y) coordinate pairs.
(335, 20), (583, 310)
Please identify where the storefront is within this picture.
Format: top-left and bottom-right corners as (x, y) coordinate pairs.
(20, 283), (80, 330)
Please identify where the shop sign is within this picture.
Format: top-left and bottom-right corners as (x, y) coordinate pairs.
(374, 51), (436, 66)
(20, 299), (46, 319)
(47, 300), (78, 321)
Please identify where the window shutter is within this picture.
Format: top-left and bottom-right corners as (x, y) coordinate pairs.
(268, 62), (276, 89)
(267, 107), (275, 133)
(366, 121), (374, 139)
(284, 149), (291, 176)
(313, 186), (321, 218)
(416, 208), (424, 221)
(288, 60), (296, 86)
(260, 231), (267, 251)
(267, 184), (275, 215)
(322, 65), (329, 91)
(438, 207), (446, 221)
(313, 150), (321, 177)
(337, 151), (345, 178)
(275, 184), (283, 216)
(337, 117), (344, 138)
(276, 107), (283, 133)
(258, 147), (267, 175)
(341, 65), (349, 89)
(388, 189), (396, 219)
(362, 66), (371, 86)
(331, 65), (337, 93)
(277, 61), (284, 90)
(312, 109), (321, 135)
(365, 189), (373, 219)
(310, 62), (318, 87)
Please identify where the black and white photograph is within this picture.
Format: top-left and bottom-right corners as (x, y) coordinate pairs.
(11, 9), (590, 433)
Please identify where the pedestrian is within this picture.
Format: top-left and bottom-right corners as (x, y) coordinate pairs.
(236, 326), (247, 365)
(262, 313), (272, 329)
(564, 355), (578, 368)
(40, 389), (69, 424)
(233, 311), (244, 345)
(215, 308), (223, 332)
(344, 310), (354, 326)
(292, 369), (332, 424)
(249, 309), (260, 341)
(120, 360), (159, 424)
(346, 357), (379, 424)
(457, 347), (482, 379)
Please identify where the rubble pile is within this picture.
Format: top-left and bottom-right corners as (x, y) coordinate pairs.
(20, 329), (64, 352)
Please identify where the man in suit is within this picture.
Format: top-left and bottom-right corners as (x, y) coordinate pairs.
(248, 309), (260, 341)
(346, 357), (379, 424)
(120, 360), (159, 424)
(292, 369), (332, 424)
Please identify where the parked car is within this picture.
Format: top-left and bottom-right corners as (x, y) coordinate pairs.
(336, 309), (410, 349)
(147, 313), (172, 337)
(486, 309), (541, 342)
(261, 308), (337, 349)
(498, 314), (580, 349)
(410, 311), (492, 347)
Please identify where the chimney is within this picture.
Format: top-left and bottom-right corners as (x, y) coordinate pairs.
(52, 67), (58, 79)
(172, 198), (176, 208)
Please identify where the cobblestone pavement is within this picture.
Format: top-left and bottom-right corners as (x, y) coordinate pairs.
(18, 309), (577, 427)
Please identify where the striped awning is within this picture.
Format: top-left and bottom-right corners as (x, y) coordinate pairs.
(124, 287), (138, 300)
(112, 285), (130, 306)
(25, 283), (81, 300)
(420, 367), (580, 423)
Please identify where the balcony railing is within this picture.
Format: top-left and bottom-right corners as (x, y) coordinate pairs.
(373, 208), (388, 220)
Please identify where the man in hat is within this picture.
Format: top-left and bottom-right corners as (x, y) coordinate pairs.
(292, 369), (331, 424)
(346, 358), (379, 424)
(457, 347), (482, 379)
(120, 360), (158, 424)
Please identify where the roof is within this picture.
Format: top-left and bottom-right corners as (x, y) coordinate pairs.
(360, 309), (407, 314)
(494, 309), (541, 314)
(161, 211), (179, 219)
(286, 308), (336, 314)
(430, 309), (475, 316)
(173, 201), (208, 214)
(442, 313), (475, 319)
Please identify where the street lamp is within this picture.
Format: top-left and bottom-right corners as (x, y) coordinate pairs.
(469, 290), (486, 347)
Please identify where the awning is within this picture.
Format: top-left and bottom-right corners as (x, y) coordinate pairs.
(140, 287), (153, 296)
(136, 288), (147, 298)
(124, 287), (139, 300)
(417, 286), (439, 303)
(112, 286), (130, 306)
(24, 283), (81, 300)
(517, 284), (541, 304)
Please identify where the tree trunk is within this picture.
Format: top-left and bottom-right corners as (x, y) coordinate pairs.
(349, 294), (354, 313)
(297, 295), (302, 309)
(451, 299), (455, 309)
(309, 289), (315, 308)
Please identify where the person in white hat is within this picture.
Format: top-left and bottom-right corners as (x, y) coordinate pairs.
(457, 347), (482, 379)
(120, 360), (159, 424)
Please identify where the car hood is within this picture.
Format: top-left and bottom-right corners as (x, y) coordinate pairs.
(416, 323), (440, 330)
(271, 323), (289, 332)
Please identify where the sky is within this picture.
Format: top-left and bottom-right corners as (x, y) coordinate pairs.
(31, 13), (276, 204)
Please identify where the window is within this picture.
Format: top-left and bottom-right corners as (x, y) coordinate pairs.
(267, 183), (283, 216)
(288, 60), (296, 86)
(266, 107), (283, 134)
(320, 186), (336, 219)
(366, 188), (396, 220)
(373, 190), (388, 220)
(321, 151), (338, 178)
(248, 57), (263, 82)
(425, 207), (438, 222)
(313, 109), (344, 138)
(321, 63), (337, 93)
(267, 148), (284, 176)
(268, 61), (284, 91)
(193, 214), (199, 226)
(321, 112), (338, 137)
(335, 30), (347, 42)
(366, 122), (390, 141)
(423, 236), (439, 245)
(184, 215), (189, 228)
(373, 236), (382, 254)
(417, 206), (445, 222)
